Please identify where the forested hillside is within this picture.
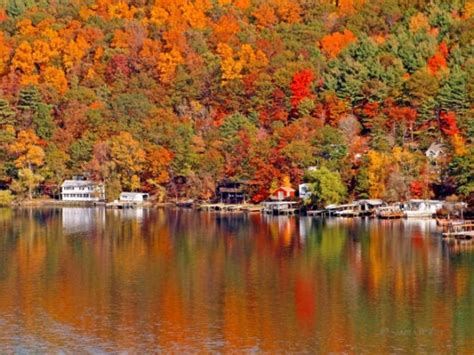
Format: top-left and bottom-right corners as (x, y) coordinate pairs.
(0, 0), (472, 202)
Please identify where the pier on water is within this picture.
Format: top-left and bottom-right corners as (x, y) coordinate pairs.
(197, 203), (263, 213)
(442, 222), (474, 240)
(106, 201), (140, 209)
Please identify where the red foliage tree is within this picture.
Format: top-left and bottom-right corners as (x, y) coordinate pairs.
(410, 180), (425, 198)
(439, 111), (459, 136)
(106, 54), (132, 81)
(428, 42), (449, 75)
(384, 100), (417, 132)
(355, 101), (379, 129)
(428, 53), (447, 74)
(290, 69), (315, 109)
(439, 41), (449, 57)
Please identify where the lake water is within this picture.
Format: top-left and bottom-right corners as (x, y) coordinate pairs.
(0, 208), (473, 352)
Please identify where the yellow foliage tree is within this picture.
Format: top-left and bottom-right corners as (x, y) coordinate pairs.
(94, 46), (104, 64)
(367, 150), (390, 199)
(212, 14), (240, 44)
(79, 5), (96, 20)
(409, 13), (430, 33)
(158, 48), (184, 84)
(149, 3), (170, 26)
(42, 66), (68, 94)
(63, 35), (89, 70)
(20, 74), (40, 86)
(32, 40), (52, 65)
(149, 0), (211, 29)
(234, 0), (250, 10)
(181, 0), (211, 29)
(217, 43), (268, 84)
(8, 130), (45, 170)
(281, 175), (292, 188)
(111, 29), (130, 50)
(276, 0), (301, 24)
(140, 39), (161, 66)
(12, 41), (34, 74)
(238, 44), (269, 71)
(107, 1), (137, 20)
(464, 1), (474, 19)
(145, 145), (173, 186)
(108, 132), (146, 189)
(16, 19), (36, 37)
(452, 134), (467, 156)
(217, 43), (243, 83)
(253, 3), (277, 29)
(0, 32), (11, 74)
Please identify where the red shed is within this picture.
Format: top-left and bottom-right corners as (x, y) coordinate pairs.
(270, 186), (296, 201)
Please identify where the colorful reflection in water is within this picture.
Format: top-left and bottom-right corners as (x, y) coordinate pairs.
(0, 208), (473, 352)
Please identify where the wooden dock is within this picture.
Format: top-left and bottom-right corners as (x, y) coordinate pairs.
(307, 210), (325, 216)
(262, 201), (300, 215)
(442, 222), (474, 240)
(106, 201), (138, 209)
(197, 203), (263, 213)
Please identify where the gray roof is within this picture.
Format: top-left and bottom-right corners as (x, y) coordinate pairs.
(120, 192), (149, 196)
(426, 143), (444, 153)
(61, 180), (100, 187)
(356, 199), (385, 206)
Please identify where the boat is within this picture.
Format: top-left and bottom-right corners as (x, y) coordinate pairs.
(325, 203), (359, 217)
(356, 199), (385, 216)
(242, 205), (264, 213)
(176, 199), (194, 208)
(403, 200), (443, 218)
(376, 204), (403, 219)
(378, 209), (404, 219)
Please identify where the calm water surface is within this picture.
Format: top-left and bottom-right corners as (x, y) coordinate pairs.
(0, 208), (473, 352)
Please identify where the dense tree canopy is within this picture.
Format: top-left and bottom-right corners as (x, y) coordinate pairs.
(0, 0), (472, 202)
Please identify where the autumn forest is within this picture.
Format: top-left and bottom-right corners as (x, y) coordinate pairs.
(0, 0), (472, 203)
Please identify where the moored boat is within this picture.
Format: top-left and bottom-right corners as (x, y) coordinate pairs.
(378, 209), (404, 219)
(403, 200), (443, 218)
(176, 199), (194, 208)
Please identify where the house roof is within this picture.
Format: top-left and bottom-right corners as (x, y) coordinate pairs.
(273, 186), (295, 193)
(120, 192), (149, 196)
(426, 143), (444, 153)
(61, 180), (100, 187)
(408, 199), (443, 204)
(325, 203), (358, 209)
(356, 199), (384, 206)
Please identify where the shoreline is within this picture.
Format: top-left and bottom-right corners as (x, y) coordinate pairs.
(4, 199), (174, 208)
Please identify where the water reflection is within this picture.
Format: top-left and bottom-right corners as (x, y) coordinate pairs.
(0, 208), (472, 352)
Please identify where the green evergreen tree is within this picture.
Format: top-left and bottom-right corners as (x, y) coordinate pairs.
(18, 86), (41, 111)
(0, 98), (15, 126)
(32, 103), (54, 139)
(437, 66), (468, 113)
(449, 148), (474, 196)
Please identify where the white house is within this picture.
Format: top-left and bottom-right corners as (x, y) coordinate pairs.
(119, 192), (149, 202)
(61, 179), (105, 202)
(299, 183), (312, 200)
(425, 143), (445, 160)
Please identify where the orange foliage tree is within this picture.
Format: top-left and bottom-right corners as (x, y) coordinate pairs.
(319, 30), (357, 58)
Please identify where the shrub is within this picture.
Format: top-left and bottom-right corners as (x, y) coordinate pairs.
(0, 190), (14, 206)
